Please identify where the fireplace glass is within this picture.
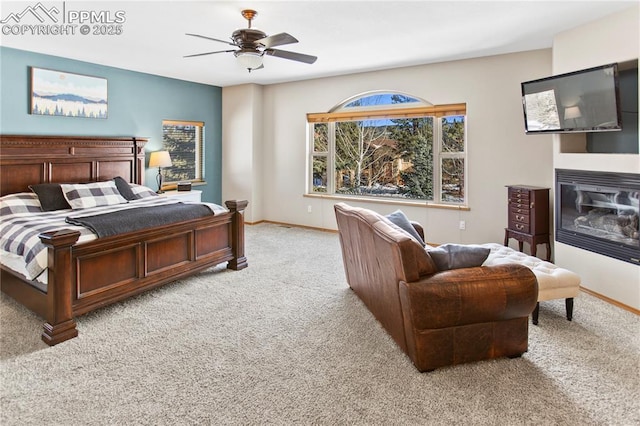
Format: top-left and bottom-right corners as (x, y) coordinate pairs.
(556, 169), (639, 264)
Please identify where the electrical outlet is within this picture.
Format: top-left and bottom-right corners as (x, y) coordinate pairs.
(307, 205), (312, 213)
(459, 220), (466, 230)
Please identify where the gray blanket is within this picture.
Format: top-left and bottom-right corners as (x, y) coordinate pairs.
(66, 203), (213, 238)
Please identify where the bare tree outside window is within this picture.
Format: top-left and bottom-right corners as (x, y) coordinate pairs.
(335, 120), (391, 194)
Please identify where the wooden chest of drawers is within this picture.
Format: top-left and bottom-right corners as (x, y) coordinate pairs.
(504, 185), (551, 260)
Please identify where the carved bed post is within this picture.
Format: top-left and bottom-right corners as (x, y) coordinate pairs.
(132, 137), (147, 185)
(225, 200), (248, 270)
(39, 229), (81, 345)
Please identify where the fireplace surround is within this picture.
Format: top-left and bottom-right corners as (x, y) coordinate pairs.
(555, 169), (639, 265)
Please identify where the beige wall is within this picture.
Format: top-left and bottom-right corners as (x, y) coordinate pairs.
(221, 6), (639, 311)
(222, 83), (264, 223)
(552, 5), (640, 310)
(223, 49), (554, 248)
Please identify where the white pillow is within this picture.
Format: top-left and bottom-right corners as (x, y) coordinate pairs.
(60, 181), (127, 210)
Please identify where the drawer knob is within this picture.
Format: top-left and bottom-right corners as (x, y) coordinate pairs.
(515, 224), (524, 230)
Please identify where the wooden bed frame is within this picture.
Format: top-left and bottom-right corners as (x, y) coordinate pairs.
(0, 135), (247, 345)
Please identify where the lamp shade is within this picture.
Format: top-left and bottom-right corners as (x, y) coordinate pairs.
(149, 151), (172, 168)
(564, 106), (582, 120)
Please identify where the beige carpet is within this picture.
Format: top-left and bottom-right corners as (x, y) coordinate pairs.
(1, 223), (639, 425)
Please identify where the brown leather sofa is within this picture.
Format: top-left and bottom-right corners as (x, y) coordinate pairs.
(334, 203), (538, 372)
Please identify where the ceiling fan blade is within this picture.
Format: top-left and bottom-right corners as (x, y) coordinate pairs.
(186, 33), (236, 47)
(256, 32), (298, 48)
(184, 49), (237, 58)
(265, 48), (317, 64)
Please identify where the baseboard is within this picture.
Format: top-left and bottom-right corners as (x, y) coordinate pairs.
(246, 220), (338, 233)
(580, 287), (640, 316)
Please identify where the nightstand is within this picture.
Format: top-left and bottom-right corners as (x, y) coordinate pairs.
(160, 190), (202, 202)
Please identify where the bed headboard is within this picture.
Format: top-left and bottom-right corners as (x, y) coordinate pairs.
(0, 135), (147, 196)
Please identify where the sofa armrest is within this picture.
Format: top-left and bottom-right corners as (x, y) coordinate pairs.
(398, 264), (538, 330)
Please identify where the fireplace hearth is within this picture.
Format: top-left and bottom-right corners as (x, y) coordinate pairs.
(556, 169), (640, 265)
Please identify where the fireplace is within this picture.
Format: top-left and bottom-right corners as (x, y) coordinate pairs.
(556, 169), (639, 265)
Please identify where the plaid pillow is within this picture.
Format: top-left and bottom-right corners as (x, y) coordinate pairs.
(61, 181), (127, 210)
(0, 192), (43, 215)
(130, 184), (159, 199)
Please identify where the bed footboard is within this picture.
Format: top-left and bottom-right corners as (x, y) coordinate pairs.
(34, 200), (248, 346)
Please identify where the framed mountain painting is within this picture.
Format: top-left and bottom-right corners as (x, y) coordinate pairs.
(30, 67), (108, 119)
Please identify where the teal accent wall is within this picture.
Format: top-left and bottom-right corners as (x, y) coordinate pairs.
(0, 47), (223, 203)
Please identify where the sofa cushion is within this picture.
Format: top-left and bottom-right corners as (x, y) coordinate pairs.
(386, 210), (425, 247)
(427, 243), (490, 271)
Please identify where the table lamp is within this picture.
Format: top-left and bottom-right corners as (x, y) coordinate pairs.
(149, 150), (172, 193)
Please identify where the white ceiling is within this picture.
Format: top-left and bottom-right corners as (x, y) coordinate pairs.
(0, 1), (636, 87)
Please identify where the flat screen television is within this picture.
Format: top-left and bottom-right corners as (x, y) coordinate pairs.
(521, 63), (622, 134)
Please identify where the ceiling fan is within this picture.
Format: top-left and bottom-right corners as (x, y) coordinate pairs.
(185, 9), (317, 72)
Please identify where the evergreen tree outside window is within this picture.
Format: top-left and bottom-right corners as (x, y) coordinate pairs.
(307, 92), (466, 205)
(161, 120), (205, 187)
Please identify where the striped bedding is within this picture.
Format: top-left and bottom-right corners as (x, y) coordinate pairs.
(0, 196), (226, 281)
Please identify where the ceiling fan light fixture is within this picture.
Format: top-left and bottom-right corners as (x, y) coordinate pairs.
(235, 50), (263, 70)
(185, 9), (316, 71)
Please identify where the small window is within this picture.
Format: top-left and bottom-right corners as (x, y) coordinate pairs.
(161, 120), (205, 187)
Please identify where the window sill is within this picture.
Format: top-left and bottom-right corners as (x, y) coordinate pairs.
(303, 193), (470, 211)
(161, 181), (207, 191)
